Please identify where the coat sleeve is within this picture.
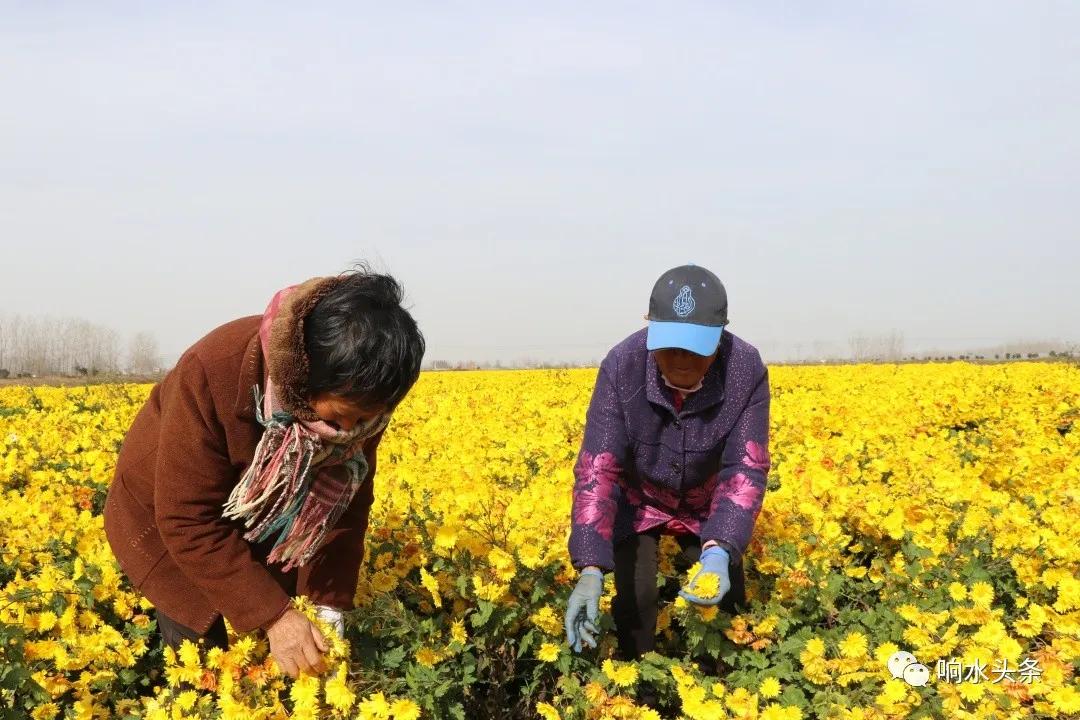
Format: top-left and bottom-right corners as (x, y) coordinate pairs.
(568, 362), (629, 572)
(295, 429), (383, 609)
(153, 352), (292, 634)
(700, 364), (771, 560)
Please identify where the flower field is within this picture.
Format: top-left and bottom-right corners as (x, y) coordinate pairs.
(1, 362), (1079, 720)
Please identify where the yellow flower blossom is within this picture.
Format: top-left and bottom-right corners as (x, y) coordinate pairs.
(389, 698), (421, 720)
(759, 676), (782, 699)
(601, 658), (639, 688)
(970, 581), (995, 609)
(325, 662), (355, 713)
(537, 642), (560, 662)
(450, 619), (468, 645)
(839, 632), (868, 659)
(420, 567), (442, 608)
(536, 702), (561, 720)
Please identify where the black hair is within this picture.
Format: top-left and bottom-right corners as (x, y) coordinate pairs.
(303, 266), (425, 408)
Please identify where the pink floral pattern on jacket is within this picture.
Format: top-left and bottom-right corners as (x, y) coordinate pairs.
(710, 470), (764, 515)
(742, 440), (770, 472)
(571, 451), (620, 541)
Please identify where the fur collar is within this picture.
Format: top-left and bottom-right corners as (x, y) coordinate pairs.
(263, 275), (350, 423)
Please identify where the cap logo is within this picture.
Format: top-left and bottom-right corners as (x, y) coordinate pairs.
(673, 285), (696, 317)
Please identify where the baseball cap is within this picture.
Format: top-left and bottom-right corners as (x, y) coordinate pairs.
(646, 264), (729, 356)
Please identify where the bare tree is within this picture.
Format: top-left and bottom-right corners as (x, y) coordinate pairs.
(127, 331), (162, 375)
(91, 326), (122, 374)
(848, 333), (872, 362)
(849, 330), (905, 362)
(0, 314), (16, 372)
(883, 330), (905, 362)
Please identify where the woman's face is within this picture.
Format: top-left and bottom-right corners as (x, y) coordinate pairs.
(307, 392), (386, 432)
(653, 346), (718, 390)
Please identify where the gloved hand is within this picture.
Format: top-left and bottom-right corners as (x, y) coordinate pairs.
(564, 568), (604, 652)
(315, 605), (345, 639)
(678, 545), (732, 606)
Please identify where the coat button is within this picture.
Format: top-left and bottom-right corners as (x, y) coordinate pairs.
(673, 419), (681, 429)
(671, 460), (681, 473)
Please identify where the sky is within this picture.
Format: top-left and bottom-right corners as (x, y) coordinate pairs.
(2, 1), (1078, 365)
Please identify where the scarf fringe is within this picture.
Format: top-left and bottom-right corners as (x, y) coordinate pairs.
(223, 383), (385, 571)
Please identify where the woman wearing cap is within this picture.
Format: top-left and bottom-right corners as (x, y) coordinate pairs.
(563, 264), (771, 661)
(104, 267), (425, 678)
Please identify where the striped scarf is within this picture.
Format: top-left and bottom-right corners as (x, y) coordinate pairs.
(223, 282), (390, 572)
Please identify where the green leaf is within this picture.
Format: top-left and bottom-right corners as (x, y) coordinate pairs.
(769, 659), (797, 681)
(747, 652), (770, 670)
(471, 601), (495, 629)
(638, 659), (669, 683)
(779, 685), (808, 708)
(778, 636), (807, 655)
(517, 628), (536, 658)
(382, 646), (406, 669)
(530, 580), (551, 604)
(49, 594), (68, 614)
(704, 632), (723, 658)
(557, 652), (572, 675)
(0, 665), (19, 690)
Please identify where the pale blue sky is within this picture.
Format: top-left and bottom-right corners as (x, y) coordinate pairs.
(2, 2), (1077, 364)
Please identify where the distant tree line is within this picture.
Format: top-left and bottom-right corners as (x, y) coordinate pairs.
(0, 314), (161, 379)
(841, 331), (1076, 365)
(2, 314), (1073, 377)
(425, 359), (593, 371)
(847, 331), (906, 362)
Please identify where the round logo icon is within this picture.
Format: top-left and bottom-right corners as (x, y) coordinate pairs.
(887, 650), (919, 679)
(903, 663), (931, 687)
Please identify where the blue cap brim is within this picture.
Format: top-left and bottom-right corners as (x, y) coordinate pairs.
(646, 321), (723, 356)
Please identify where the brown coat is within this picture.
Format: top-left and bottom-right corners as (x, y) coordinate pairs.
(104, 315), (382, 634)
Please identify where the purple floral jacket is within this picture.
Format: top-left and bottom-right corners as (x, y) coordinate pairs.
(568, 327), (770, 571)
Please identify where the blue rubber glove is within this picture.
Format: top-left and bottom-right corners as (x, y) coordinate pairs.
(678, 545), (732, 606)
(564, 568), (604, 652)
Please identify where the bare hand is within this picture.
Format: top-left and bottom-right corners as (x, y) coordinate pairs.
(266, 608), (329, 678)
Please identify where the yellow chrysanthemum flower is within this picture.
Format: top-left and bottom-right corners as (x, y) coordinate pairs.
(177, 640), (201, 669)
(536, 701), (561, 720)
(390, 699), (421, 720)
(537, 642), (560, 662)
(839, 632), (869, 659)
(420, 567), (442, 608)
(325, 662), (355, 713)
(688, 571), (721, 598)
(804, 637), (827, 657)
(759, 676), (782, 699)
(969, 581), (995, 609)
(415, 646), (442, 667)
(601, 658), (639, 688)
(450, 619), (468, 645)
(876, 678), (908, 706)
